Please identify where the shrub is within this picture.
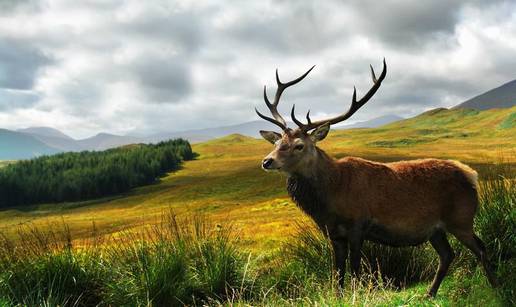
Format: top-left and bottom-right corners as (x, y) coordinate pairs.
(0, 225), (106, 306)
(475, 163), (515, 305)
(361, 243), (436, 288)
(0, 213), (250, 306)
(476, 170), (515, 261)
(103, 212), (250, 306)
(260, 221), (335, 297)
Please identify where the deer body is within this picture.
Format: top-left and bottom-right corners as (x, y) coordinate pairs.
(254, 60), (497, 296)
(288, 154), (479, 247)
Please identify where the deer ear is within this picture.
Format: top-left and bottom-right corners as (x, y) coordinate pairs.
(310, 123), (330, 142)
(259, 130), (282, 144)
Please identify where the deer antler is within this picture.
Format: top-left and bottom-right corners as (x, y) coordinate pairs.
(291, 59), (387, 132)
(255, 66), (315, 132)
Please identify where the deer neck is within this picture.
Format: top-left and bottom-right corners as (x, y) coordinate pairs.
(291, 147), (338, 181)
(287, 147), (338, 221)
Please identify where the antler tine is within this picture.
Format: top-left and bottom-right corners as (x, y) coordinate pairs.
(293, 59), (387, 132)
(290, 105), (305, 127)
(255, 108), (288, 131)
(306, 110), (312, 125)
(370, 64), (377, 83)
(259, 65), (316, 131)
(263, 84), (286, 127)
(291, 105), (313, 128)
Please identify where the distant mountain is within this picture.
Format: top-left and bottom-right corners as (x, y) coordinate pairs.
(147, 120), (294, 143)
(0, 129), (60, 160)
(27, 134), (85, 152)
(1, 127), (145, 159)
(17, 127), (73, 139)
(18, 127), (84, 152)
(19, 128), (144, 152)
(0, 113), (404, 159)
(78, 133), (144, 151)
(335, 115), (404, 129)
(454, 79), (516, 110)
(149, 115), (404, 143)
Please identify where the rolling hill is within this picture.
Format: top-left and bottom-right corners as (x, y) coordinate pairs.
(146, 120), (283, 143)
(454, 79), (516, 110)
(0, 106), (514, 249)
(148, 115), (404, 143)
(334, 114), (404, 129)
(17, 127), (74, 139)
(77, 133), (143, 151)
(3, 76), (515, 160)
(2, 128), (145, 158)
(0, 114), (403, 159)
(18, 127), (84, 152)
(0, 129), (60, 160)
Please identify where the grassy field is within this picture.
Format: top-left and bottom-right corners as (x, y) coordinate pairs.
(0, 106), (514, 305)
(0, 107), (514, 248)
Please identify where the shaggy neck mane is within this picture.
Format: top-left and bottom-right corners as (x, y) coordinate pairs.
(287, 148), (338, 217)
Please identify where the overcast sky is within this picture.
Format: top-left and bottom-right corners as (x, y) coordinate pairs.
(0, 0), (515, 138)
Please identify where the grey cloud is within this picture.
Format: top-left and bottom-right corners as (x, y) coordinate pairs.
(58, 80), (103, 107)
(0, 0), (41, 15)
(222, 2), (344, 55)
(0, 37), (52, 90)
(365, 75), (480, 119)
(118, 9), (204, 53)
(344, 0), (464, 49)
(0, 0), (515, 137)
(477, 41), (516, 82)
(346, 0), (510, 50)
(0, 89), (39, 110)
(220, 1), (470, 54)
(130, 55), (191, 103)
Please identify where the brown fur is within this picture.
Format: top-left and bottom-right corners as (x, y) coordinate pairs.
(318, 156), (478, 239)
(260, 130), (498, 296)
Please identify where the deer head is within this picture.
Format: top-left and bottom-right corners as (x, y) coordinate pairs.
(256, 59), (387, 173)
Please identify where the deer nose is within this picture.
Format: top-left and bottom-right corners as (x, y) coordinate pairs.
(262, 158), (274, 169)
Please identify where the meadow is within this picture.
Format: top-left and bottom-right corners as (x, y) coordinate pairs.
(0, 106), (514, 305)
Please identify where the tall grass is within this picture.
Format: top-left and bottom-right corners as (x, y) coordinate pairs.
(476, 165), (515, 261)
(0, 213), (251, 306)
(360, 242), (436, 288)
(475, 163), (515, 304)
(0, 223), (105, 306)
(0, 162), (513, 306)
(258, 222), (336, 298)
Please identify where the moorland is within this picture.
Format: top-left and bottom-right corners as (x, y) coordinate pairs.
(0, 106), (514, 306)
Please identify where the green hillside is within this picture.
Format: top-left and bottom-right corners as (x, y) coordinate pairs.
(0, 106), (513, 247)
(0, 106), (514, 306)
(326, 107), (515, 162)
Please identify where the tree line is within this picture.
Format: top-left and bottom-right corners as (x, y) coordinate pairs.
(0, 139), (194, 208)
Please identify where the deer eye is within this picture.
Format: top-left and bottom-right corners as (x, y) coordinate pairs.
(294, 144), (304, 151)
(279, 144), (289, 151)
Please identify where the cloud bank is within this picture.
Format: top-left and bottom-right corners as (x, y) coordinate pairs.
(0, 0), (515, 138)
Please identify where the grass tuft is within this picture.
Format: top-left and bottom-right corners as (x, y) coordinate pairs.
(475, 163), (515, 305)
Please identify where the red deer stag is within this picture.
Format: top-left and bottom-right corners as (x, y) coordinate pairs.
(255, 59), (498, 297)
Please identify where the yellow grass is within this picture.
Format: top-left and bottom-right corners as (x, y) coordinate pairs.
(0, 107), (514, 251)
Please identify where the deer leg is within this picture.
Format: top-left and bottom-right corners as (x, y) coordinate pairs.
(332, 238), (348, 287)
(428, 230), (454, 297)
(452, 231), (498, 287)
(349, 227), (364, 278)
